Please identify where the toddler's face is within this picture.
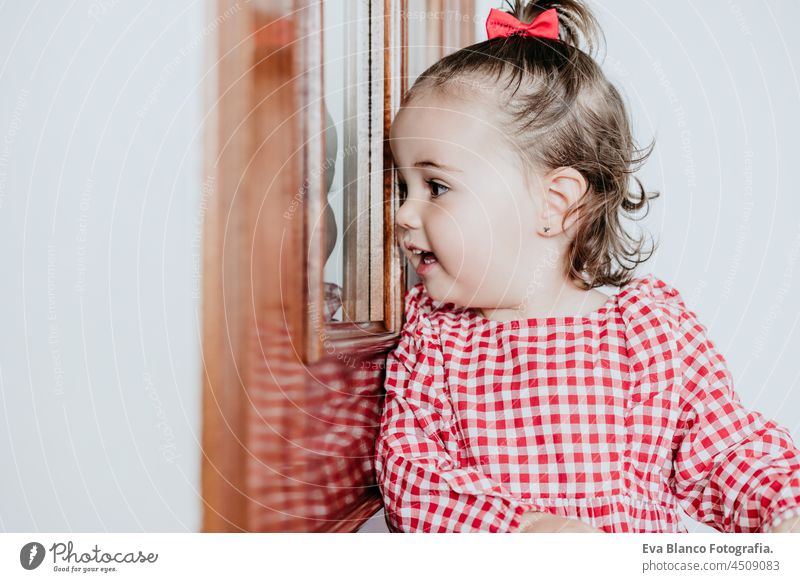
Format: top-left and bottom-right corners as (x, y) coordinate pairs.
(390, 92), (548, 308)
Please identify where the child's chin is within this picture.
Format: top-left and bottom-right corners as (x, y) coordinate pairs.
(422, 282), (446, 303)
(423, 283), (462, 307)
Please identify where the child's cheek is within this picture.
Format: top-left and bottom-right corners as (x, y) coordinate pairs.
(430, 203), (488, 266)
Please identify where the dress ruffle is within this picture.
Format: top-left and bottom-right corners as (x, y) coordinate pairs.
(528, 493), (688, 533)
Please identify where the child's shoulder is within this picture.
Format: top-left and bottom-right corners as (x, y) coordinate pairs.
(617, 272), (690, 322)
(616, 272), (707, 354)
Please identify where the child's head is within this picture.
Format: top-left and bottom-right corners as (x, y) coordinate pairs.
(390, 0), (658, 309)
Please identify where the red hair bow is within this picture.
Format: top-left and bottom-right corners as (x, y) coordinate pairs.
(485, 7), (559, 41)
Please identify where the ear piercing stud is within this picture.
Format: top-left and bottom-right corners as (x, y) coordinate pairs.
(543, 192), (552, 234)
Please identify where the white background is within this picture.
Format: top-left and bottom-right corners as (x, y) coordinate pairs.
(0, 0), (207, 531)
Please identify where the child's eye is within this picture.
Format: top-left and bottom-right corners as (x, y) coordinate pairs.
(427, 180), (449, 198)
(394, 179), (450, 199)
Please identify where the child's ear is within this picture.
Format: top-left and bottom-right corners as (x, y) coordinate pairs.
(541, 166), (588, 233)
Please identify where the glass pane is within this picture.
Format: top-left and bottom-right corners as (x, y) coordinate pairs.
(322, 0), (370, 323)
(321, 1), (346, 323)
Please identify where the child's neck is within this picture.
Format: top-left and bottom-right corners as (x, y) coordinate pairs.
(478, 285), (610, 322)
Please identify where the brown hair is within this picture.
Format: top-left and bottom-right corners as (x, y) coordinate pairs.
(402, 0), (659, 290)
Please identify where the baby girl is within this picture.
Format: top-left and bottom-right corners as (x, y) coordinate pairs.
(374, 0), (800, 533)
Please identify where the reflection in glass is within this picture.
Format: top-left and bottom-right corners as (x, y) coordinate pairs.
(321, 105), (343, 322)
(321, 1), (347, 322)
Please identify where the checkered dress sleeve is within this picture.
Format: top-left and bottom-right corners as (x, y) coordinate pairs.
(667, 303), (800, 533)
(375, 284), (541, 532)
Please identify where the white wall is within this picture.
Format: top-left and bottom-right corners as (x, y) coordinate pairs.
(0, 0), (207, 531)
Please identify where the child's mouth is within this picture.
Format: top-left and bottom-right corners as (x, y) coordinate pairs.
(415, 251), (438, 275)
(420, 251), (437, 265)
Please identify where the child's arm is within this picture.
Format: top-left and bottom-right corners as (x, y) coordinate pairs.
(669, 308), (800, 533)
(375, 349), (542, 532)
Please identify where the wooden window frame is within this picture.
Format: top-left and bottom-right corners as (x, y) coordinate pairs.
(201, 0), (475, 532)
(303, 0), (407, 364)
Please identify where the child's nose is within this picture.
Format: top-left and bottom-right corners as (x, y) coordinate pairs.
(395, 197), (423, 231)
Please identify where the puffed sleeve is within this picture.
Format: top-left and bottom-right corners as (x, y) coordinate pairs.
(655, 281), (800, 532)
(374, 283), (541, 532)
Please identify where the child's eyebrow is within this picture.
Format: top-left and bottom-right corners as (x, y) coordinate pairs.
(413, 160), (462, 173)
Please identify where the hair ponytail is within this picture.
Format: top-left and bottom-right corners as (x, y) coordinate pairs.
(501, 0), (603, 56)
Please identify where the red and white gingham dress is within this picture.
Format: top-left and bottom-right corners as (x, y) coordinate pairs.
(375, 273), (800, 533)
